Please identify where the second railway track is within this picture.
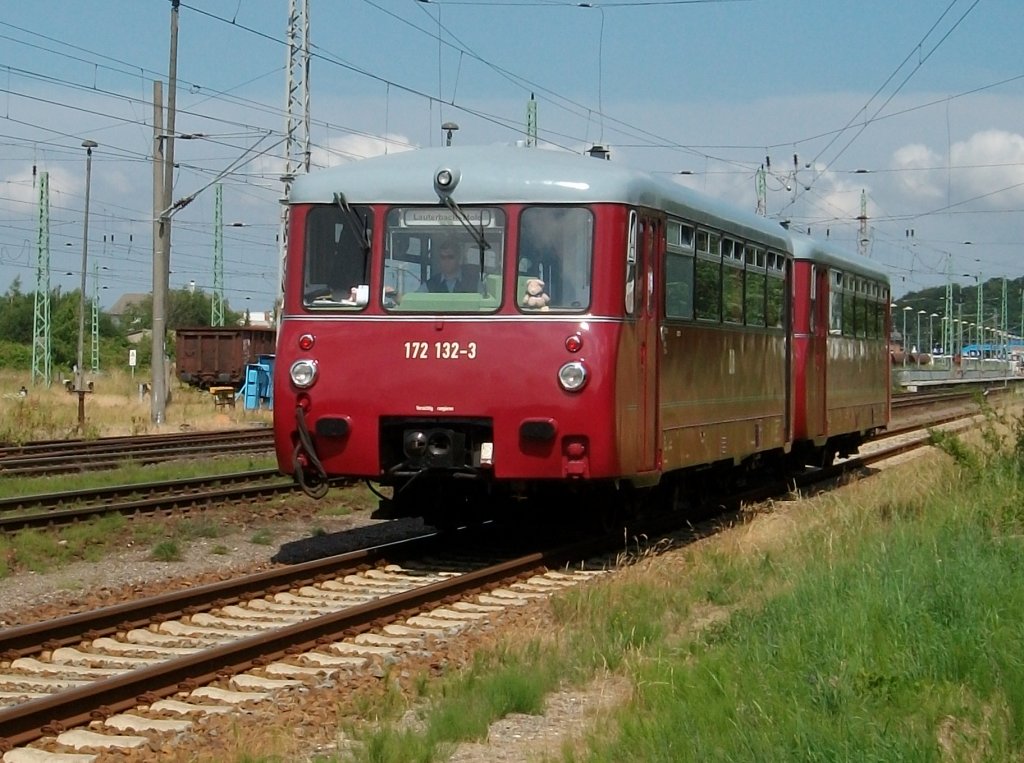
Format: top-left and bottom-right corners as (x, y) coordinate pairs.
(0, 428), (274, 478)
(0, 469), (300, 534)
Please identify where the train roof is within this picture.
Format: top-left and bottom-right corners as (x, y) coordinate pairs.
(788, 231), (890, 284)
(291, 144), (792, 251)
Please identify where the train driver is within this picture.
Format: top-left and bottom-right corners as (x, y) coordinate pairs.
(419, 240), (479, 293)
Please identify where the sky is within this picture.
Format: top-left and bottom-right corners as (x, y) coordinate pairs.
(0, 0), (1021, 314)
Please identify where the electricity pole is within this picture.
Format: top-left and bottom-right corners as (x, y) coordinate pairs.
(75, 140), (98, 431)
(152, 0), (179, 425)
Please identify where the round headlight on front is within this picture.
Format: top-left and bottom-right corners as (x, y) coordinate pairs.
(290, 359), (318, 389)
(434, 166), (461, 197)
(558, 361), (588, 392)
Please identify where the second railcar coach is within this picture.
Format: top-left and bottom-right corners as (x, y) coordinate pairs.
(789, 233), (891, 466)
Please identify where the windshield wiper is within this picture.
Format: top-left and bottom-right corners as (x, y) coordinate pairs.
(334, 192), (370, 255)
(441, 196), (491, 296)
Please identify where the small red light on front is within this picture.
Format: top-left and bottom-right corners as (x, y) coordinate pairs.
(298, 333), (315, 351)
(565, 333), (583, 353)
(566, 442), (586, 459)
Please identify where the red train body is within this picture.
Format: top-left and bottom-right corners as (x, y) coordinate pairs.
(272, 146), (890, 523)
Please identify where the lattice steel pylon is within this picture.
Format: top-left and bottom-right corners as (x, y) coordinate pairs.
(944, 253), (954, 357)
(212, 183), (224, 326)
(91, 262), (100, 372)
(277, 0), (311, 329)
(755, 165), (766, 216)
(31, 172), (51, 386)
(1001, 277), (1008, 358)
(857, 190), (870, 257)
(526, 93), (537, 147)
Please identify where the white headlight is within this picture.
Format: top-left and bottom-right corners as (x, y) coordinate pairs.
(558, 361), (587, 392)
(290, 359), (318, 388)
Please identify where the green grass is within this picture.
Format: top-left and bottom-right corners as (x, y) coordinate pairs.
(578, 488), (1024, 760)
(0, 513), (128, 575)
(178, 518), (226, 540)
(150, 539), (182, 561)
(349, 647), (558, 762)
(250, 528), (274, 545)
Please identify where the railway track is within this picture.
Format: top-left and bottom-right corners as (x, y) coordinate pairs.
(0, 428), (274, 478)
(0, 524), (613, 754)
(0, 469), (298, 534)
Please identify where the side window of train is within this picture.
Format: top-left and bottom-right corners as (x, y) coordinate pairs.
(664, 219), (694, 320)
(694, 230), (722, 322)
(876, 282), (884, 335)
(625, 211), (639, 316)
(842, 275), (856, 337)
(745, 246), (766, 327)
(855, 278), (868, 338)
(765, 251), (786, 328)
(519, 206), (593, 312)
(303, 205), (371, 308)
(829, 270), (843, 335)
(722, 238), (744, 324)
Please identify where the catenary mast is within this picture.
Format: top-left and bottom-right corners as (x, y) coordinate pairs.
(32, 172), (51, 386)
(278, 0), (311, 327)
(857, 190), (869, 258)
(212, 184), (224, 326)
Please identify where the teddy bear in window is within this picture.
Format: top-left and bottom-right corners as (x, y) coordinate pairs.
(521, 278), (550, 311)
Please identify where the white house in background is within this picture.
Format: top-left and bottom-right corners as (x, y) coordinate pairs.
(107, 292), (148, 327)
(241, 310), (274, 328)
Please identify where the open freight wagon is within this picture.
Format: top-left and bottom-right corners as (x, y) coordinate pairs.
(175, 327), (277, 389)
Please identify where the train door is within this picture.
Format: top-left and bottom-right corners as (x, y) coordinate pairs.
(638, 214), (661, 472)
(813, 264), (828, 435)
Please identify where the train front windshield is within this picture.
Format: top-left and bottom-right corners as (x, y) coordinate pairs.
(302, 203), (593, 313)
(384, 206), (506, 313)
(384, 205), (592, 314)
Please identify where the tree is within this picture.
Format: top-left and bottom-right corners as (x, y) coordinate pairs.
(0, 278), (34, 344)
(113, 288), (243, 331)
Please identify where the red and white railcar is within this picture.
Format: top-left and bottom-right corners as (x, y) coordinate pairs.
(272, 145), (889, 522)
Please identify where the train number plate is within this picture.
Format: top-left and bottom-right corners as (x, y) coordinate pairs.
(404, 341), (478, 360)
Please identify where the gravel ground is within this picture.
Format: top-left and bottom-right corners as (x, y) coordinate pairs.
(0, 506), (431, 628)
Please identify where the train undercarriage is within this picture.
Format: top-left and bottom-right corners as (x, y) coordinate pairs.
(290, 404), (875, 529)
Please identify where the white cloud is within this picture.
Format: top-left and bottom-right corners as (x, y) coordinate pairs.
(891, 143), (944, 200)
(889, 130), (1024, 210)
(313, 133), (418, 168)
(949, 129), (1024, 208)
